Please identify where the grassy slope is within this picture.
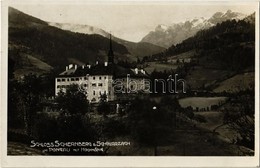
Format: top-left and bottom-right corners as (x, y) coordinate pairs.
(167, 50), (196, 60)
(144, 17), (255, 91)
(185, 66), (234, 89)
(178, 97), (228, 109)
(213, 72), (254, 93)
(195, 111), (239, 144)
(106, 120), (251, 156)
(13, 53), (53, 78)
(178, 97), (243, 145)
(143, 50), (195, 73)
(144, 62), (178, 74)
(8, 7), (130, 77)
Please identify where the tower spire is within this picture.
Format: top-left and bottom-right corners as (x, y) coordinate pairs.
(108, 33), (114, 64)
(109, 33), (112, 51)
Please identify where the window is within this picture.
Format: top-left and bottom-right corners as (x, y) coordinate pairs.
(98, 83), (103, 87)
(92, 83), (97, 87)
(62, 78), (65, 82)
(99, 76), (102, 80)
(71, 78), (75, 81)
(84, 77), (87, 80)
(57, 79), (61, 82)
(76, 78), (79, 81)
(93, 91), (95, 95)
(67, 78), (70, 81)
(84, 84), (87, 87)
(108, 91), (111, 95)
(104, 76), (107, 80)
(93, 77), (95, 80)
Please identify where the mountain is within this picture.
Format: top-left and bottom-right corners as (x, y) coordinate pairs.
(243, 12), (255, 24)
(48, 22), (108, 37)
(143, 13), (255, 90)
(141, 10), (247, 48)
(8, 7), (131, 78)
(48, 22), (165, 58)
(208, 10), (246, 24)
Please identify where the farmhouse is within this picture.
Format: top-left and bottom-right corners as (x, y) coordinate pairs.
(55, 35), (150, 103)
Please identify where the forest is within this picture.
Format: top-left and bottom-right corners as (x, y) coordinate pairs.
(143, 19), (255, 71)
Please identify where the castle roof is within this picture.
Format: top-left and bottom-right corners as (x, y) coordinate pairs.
(58, 63), (149, 79)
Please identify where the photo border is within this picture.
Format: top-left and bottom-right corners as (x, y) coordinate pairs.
(1, 0), (259, 167)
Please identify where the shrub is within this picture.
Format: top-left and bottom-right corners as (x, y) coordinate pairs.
(194, 114), (207, 123)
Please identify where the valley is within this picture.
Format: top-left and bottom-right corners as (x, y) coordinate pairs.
(7, 6), (256, 156)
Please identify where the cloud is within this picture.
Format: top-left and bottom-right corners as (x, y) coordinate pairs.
(11, 2), (257, 42)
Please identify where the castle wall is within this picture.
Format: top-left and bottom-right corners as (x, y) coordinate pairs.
(55, 74), (114, 103)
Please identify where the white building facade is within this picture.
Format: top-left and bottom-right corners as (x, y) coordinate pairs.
(55, 63), (115, 103)
(55, 63), (149, 103)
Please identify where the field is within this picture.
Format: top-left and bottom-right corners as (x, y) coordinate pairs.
(106, 120), (249, 156)
(184, 66), (233, 89)
(167, 50), (195, 63)
(178, 96), (237, 142)
(178, 97), (228, 110)
(144, 50), (195, 74)
(213, 72), (254, 93)
(14, 53), (53, 79)
(196, 111), (224, 130)
(144, 61), (178, 73)
(195, 111), (238, 143)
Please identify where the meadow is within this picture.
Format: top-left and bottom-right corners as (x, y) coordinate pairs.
(178, 97), (228, 110)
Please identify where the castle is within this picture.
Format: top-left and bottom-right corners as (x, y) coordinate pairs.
(55, 35), (150, 103)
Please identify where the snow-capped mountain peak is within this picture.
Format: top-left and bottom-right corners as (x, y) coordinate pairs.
(190, 17), (209, 28)
(208, 10), (246, 24)
(155, 24), (169, 32)
(141, 10), (248, 48)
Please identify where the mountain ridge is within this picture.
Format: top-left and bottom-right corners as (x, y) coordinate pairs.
(142, 13), (255, 90)
(8, 7), (131, 78)
(48, 22), (166, 58)
(141, 10), (247, 48)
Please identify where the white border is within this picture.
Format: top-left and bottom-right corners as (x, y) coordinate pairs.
(1, 0), (259, 167)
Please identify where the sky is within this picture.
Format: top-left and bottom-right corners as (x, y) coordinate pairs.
(10, 1), (257, 42)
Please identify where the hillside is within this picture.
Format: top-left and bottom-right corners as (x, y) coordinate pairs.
(213, 72), (254, 93)
(141, 10), (246, 48)
(8, 7), (131, 77)
(243, 12), (255, 24)
(119, 41), (165, 59)
(49, 22), (165, 58)
(143, 13), (255, 91)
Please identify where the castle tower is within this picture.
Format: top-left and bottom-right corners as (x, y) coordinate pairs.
(108, 34), (114, 64)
